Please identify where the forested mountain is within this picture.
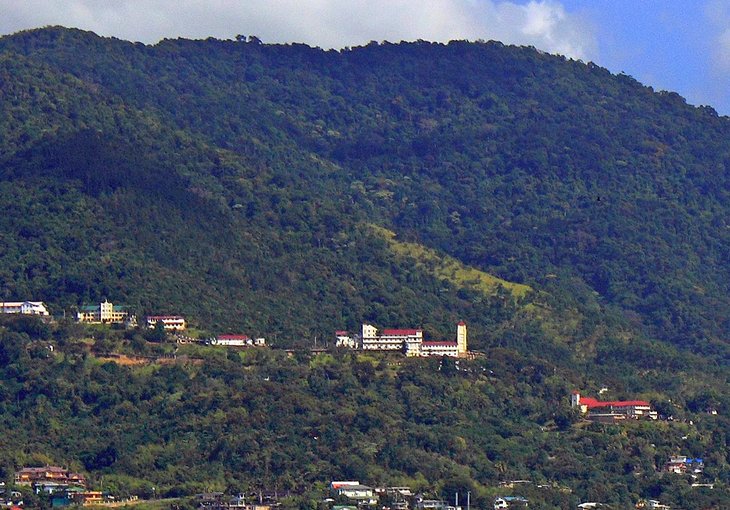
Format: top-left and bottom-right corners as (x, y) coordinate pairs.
(0, 27), (728, 509)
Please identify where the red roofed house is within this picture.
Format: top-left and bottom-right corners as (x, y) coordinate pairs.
(571, 392), (657, 421)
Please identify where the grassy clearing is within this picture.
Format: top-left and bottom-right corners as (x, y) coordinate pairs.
(370, 225), (532, 299)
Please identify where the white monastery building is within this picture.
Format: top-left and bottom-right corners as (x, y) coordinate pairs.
(336, 321), (468, 357)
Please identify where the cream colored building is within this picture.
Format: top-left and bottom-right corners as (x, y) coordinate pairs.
(77, 300), (128, 324)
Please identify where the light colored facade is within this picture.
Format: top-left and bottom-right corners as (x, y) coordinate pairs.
(335, 322), (468, 357)
(77, 300), (128, 324)
(330, 481), (375, 501)
(146, 315), (186, 330)
(335, 330), (358, 348)
(0, 301), (49, 316)
(571, 392), (658, 420)
(456, 321), (467, 354)
(210, 334), (266, 347)
(361, 324), (423, 356)
(421, 342), (459, 357)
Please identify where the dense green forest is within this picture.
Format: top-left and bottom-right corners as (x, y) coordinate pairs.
(0, 27), (728, 508)
(0, 314), (727, 509)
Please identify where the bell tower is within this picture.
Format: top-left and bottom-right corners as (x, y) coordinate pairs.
(456, 321), (467, 355)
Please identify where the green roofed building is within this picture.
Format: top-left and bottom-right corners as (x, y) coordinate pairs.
(76, 300), (128, 324)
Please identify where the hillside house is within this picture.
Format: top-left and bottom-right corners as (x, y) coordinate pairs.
(665, 456), (703, 474)
(0, 301), (49, 316)
(146, 315), (187, 330)
(14, 466), (85, 487)
(571, 392), (657, 420)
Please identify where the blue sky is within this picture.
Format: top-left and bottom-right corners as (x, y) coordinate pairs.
(1, 0), (729, 114)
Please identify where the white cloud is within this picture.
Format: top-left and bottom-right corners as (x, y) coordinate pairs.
(706, 0), (730, 73)
(715, 28), (730, 72)
(0, 0), (594, 59)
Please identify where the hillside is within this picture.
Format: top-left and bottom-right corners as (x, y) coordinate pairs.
(0, 26), (728, 508)
(0, 27), (728, 355)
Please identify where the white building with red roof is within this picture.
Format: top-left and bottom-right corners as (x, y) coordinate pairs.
(362, 324), (423, 355)
(146, 315), (186, 330)
(336, 322), (468, 357)
(571, 392), (657, 420)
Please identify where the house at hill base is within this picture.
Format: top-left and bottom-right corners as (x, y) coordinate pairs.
(636, 500), (671, 510)
(196, 492), (270, 510)
(76, 300), (128, 324)
(571, 392), (658, 421)
(335, 322), (468, 357)
(0, 301), (49, 316)
(330, 481), (376, 503)
(493, 496), (528, 509)
(146, 315), (187, 330)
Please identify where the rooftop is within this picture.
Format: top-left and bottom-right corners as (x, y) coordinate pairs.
(579, 397), (651, 409)
(381, 329), (421, 336)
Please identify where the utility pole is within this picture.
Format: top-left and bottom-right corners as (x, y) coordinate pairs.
(466, 491), (470, 510)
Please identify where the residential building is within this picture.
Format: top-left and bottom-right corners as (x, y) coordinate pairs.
(571, 392), (658, 420)
(77, 300), (128, 324)
(331, 481), (376, 502)
(335, 331), (358, 348)
(146, 315), (187, 330)
(493, 496), (528, 509)
(75, 491), (103, 506)
(0, 301), (49, 316)
(414, 500), (451, 510)
(664, 456), (704, 474)
(14, 466), (85, 487)
(211, 334), (266, 347)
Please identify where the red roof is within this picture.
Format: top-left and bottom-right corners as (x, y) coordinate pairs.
(218, 334), (249, 340)
(579, 397), (651, 409)
(458, 321), (466, 326)
(147, 315), (184, 320)
(422, 341), (458, 347)
(382, 329), (421, 335)
(335, 330), (349, 336)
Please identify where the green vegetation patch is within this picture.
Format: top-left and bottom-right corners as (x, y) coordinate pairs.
(370, 224), (532, 299)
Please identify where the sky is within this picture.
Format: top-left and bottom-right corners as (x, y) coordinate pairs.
(1, 1), (730, 114)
